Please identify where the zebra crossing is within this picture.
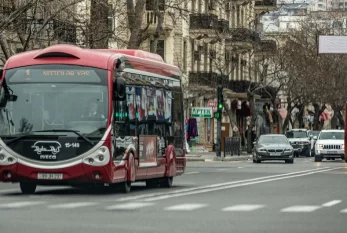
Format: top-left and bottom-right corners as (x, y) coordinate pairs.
(0, 200), (346, 214)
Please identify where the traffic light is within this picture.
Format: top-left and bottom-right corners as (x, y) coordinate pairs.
(214, 111), (220, 119)
(217, 85), (223, 110)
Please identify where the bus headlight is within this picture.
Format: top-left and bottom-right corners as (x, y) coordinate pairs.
(342, 144), (344, 150)
(83, 146), (110, 166)
(0, 147), (17, 166)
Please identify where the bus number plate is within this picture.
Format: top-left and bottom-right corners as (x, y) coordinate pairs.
(37, 173), (63, 180)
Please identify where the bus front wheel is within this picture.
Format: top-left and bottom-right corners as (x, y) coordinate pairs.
(20, 182), (37, 194)
(161, 176), (173, 188)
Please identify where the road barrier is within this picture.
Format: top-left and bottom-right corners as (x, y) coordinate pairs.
(224, 136), (241, 156)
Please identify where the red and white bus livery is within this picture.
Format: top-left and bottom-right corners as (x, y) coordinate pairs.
(0, 44), (186, 194)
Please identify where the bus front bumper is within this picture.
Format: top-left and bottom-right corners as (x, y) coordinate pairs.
(0, 162), (114, 184)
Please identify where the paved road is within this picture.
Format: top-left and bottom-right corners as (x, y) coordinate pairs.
(0, 157), (346, 233)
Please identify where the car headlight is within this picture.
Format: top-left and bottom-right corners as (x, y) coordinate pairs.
(317, 144), (323, 149)
(284, 148), (292, 152)
(257, 148), (266, 152)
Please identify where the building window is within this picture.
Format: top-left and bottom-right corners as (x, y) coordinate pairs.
(150, 40), (165, 60)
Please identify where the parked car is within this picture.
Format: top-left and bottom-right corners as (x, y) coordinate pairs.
(285, 129), (311, 157)
(314, 130), (344, 162)
(308, 130), (320, 156)
(252, 134), (294, 164)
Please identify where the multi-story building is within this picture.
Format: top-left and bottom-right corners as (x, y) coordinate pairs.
(0, 0), (278, 149)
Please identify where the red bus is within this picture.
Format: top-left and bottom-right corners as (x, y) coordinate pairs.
(0, 44), (186, 194)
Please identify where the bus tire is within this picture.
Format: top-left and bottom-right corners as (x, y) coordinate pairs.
(20, 182), (37, 194)
(161, 176), (173, 188)
(120, 181), (131, 193)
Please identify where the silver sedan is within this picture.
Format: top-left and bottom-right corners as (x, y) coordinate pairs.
(252, 134), (294, 164)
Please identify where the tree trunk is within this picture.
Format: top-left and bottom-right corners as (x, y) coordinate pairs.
(89, 0), (109, 48)
(149, 0), (164, 54)
(297, 105), (304, 128)
(247, 92), (256, 154)
(313, 103), (326, 130)
(337, 110), (345, 129)
(127, 0), (146, 49)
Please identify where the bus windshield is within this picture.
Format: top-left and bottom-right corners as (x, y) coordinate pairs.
(0, 65), (109, 139)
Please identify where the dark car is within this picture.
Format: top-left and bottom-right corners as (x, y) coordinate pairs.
(285, 129), (311, 157)
(252, 134), (294, 164)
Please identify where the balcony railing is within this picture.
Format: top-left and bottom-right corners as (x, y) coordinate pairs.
(218, 19), (229, 33)
(226, 28), (261, 43)
(190, 13), (219, 30)
(255, 40), (277, 53)
(189, 72), (228, 88)
(143, 10), (173, 32)
(22, 19), (77, 43)
(255, 0), (277, 7)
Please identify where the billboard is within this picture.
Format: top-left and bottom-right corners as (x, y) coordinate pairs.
(318, 36), (347, 54)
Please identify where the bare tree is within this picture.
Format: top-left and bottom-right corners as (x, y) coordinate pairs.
(0, 0), (85, 61)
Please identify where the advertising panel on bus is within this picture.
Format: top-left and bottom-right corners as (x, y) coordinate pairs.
(139, 135), (157, 167)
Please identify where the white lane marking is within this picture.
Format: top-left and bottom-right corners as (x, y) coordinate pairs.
(281, 205), (322, 213)
(48, 202), (98, 209)
(185, 172), (199, 175)
(322, 200), (342, 207)
(222, 204), (265, 212)
(340, 208), (347, 213)
(237, 167), (243, 169)
(217, 169), (227, 171)
(0, 201), (44, 209)
(164, 203), (208, 211)
(0, 188), (18, 193)
(106, 202), (154, 210)
(116, 167), (332, 202)
(142, 167), (341, 202)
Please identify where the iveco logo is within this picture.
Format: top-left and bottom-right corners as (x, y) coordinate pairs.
(31, 141), (62, 160)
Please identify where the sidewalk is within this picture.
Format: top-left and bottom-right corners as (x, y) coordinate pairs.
(185, 151), (251, 162)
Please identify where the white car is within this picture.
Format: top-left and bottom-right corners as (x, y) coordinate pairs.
(314, 130), (345, 162)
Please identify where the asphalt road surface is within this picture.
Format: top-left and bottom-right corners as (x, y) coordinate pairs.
(0, 157), (346, 233)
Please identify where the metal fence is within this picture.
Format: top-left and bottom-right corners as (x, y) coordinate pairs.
(224, 136), (241, 156)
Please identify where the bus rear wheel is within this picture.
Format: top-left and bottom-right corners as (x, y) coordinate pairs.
(20, 182), (37, 194)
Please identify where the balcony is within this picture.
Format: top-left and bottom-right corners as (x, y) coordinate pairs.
(254, 0), (277, 14)
(255, 40), (277, 54)
(218, 19), (230, 33)
(225, 28), (260, 49)
(143, 11), (174, 33)
(190, 13), (219, 31)
(189, 72), (228, 89)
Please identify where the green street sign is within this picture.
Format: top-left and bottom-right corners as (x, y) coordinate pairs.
(191, 107), (213, 118)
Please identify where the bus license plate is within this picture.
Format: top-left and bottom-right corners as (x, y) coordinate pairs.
(37, 173), (63, 180)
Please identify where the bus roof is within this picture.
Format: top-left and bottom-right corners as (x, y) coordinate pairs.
(4, 44), (181, 79)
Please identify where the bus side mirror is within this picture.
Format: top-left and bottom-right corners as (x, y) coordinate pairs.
(114, 76), (126, 101)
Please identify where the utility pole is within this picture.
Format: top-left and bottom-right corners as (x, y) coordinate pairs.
(214, 85), (223, 157)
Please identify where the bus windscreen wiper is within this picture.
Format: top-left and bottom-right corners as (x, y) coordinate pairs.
(34, 129), (95, 146)
(6, 129), (94, 146)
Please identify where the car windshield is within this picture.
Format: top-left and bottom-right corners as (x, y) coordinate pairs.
(0, 65), (108, 139)
(285, 131), (307, 138)
(258, 135), (289, 144)
(319, 132), (344, 140)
